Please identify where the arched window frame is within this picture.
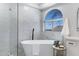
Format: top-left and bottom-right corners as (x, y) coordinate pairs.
(44, 9), (64, 32)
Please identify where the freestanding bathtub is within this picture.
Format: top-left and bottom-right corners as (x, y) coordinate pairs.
(21, 40), (54, 56)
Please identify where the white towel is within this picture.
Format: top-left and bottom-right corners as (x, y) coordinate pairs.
(32, 44), (40, 56)
(61, 18), (70, 36)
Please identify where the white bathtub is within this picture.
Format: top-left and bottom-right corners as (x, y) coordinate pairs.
(21, 40), (54, 56)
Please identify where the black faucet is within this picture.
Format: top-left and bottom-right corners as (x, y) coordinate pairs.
(32, 28), (34, 40)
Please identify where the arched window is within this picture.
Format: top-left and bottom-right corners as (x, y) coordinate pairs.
(44, 9), (63, 32)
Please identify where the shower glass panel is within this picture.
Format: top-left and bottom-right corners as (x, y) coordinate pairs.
(0, 3), (41, 56)
(0, 3), (10, 56)
(0, 3), (17, 56)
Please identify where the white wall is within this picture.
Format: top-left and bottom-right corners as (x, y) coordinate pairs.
(41, 4), (79, 41)
(18, 3), (41, 55)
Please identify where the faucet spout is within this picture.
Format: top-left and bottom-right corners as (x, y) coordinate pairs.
(32, 28), (34, 40)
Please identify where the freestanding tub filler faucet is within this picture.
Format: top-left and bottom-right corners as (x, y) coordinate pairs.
(32, 28), (34, 40)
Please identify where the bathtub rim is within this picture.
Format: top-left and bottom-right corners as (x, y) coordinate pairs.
(21, 40), (54, 44)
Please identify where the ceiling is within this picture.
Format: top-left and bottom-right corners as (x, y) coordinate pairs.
(25, 3), (56, 10)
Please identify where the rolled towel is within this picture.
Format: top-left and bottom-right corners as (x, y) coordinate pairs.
(61, 18), (70, 36)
